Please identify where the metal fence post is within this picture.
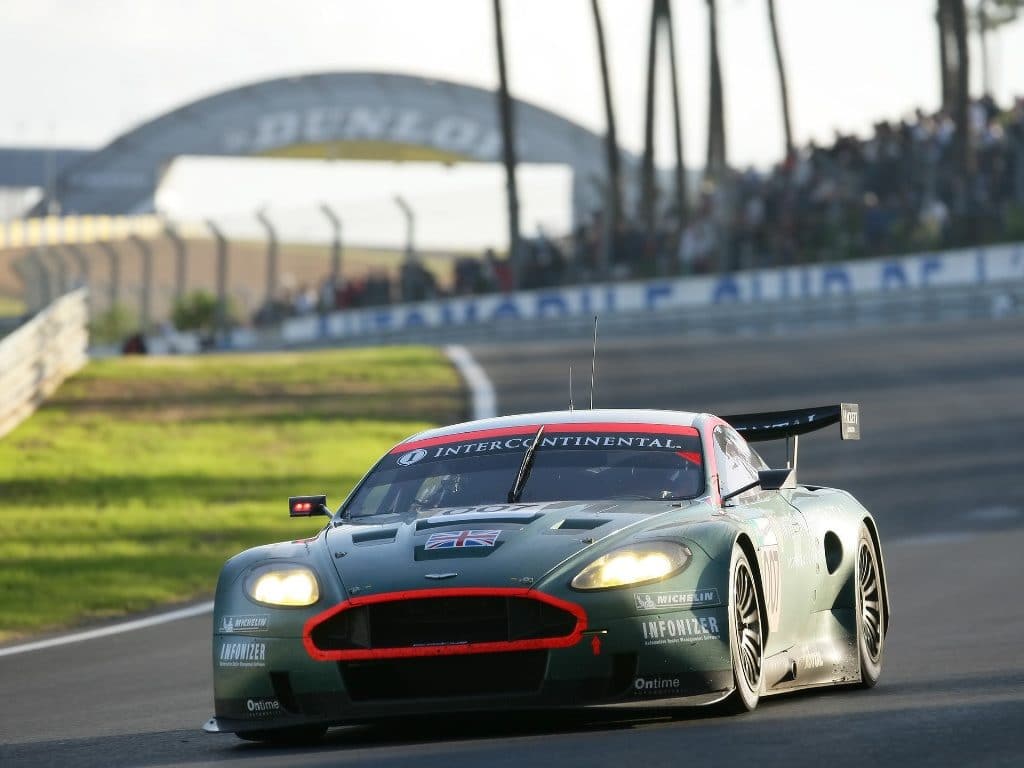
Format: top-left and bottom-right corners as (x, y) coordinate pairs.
(63, 244), (91, 319)
(130, 235), (153, 332)
(64, 244), (89, 288)
(255, 209), (278, 311)
(164, 224), (187, 305)
(11, 256), (35, 313)
(320, 203), (343, 297)
(205, 220), (229, 344)
(97, 241), (121, 312)
(27, 250), (53, 309)
(44, 247), (69, 295)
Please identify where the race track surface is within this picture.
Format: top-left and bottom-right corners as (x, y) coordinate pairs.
(3, 315), (1023, 767)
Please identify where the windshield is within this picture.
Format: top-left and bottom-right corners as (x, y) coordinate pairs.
(344, 423), (704, 519)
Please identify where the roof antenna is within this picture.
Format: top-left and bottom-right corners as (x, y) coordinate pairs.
(569, 366), (574, 411)
(590, 315), (599, 410)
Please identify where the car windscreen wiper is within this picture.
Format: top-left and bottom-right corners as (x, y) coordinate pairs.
(507, 425), (545, 504)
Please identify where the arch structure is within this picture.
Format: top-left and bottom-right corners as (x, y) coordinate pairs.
(43, 72), (623, 220)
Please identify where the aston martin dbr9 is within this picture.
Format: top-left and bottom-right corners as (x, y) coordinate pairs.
(204, 404), (888, 742)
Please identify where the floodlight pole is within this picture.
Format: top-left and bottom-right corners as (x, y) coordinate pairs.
(255, 209), (278, 308)
(206, 220), (229, 344)
(97, 240), (121, 311)
(319, 203), (343, 294)
(130, 235), (153, 332)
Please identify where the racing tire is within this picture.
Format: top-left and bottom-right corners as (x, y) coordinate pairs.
(235, 725), (328, 744)
(722, 544), (764, 713)
(855, 523), (885, 688)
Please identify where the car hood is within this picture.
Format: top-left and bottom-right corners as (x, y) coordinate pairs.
(324, 499), (709, 597)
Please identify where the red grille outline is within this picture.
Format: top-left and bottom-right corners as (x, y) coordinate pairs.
(303, 587), (587, 661)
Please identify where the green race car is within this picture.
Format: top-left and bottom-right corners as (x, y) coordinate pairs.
(204, 404), (888, 742)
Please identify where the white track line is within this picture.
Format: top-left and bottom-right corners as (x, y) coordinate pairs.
(444, 344), (497, 420)
(0, 600), (214, 658)
(2, 347), (493, 658)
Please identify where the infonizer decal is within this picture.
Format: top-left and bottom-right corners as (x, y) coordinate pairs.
(641, 616), (721, 645)
(218, 641), (267, 668)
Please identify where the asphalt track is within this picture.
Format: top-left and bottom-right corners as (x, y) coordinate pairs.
(3, 314), (1024, 767)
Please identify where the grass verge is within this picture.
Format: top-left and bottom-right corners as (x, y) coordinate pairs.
(0, 346), (463, 641)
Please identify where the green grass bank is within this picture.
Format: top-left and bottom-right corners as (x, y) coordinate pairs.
(0, 347), (463, 641)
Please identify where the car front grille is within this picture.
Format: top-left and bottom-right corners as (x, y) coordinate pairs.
(308, 593), (580, 654)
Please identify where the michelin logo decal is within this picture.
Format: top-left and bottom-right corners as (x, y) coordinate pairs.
(219, 614), (269, 633)
(634, 589), (720, 612)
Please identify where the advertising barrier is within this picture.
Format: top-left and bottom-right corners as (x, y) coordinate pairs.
(282, 243), (1024, 344)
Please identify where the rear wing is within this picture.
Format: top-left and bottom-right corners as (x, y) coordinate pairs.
(723, 403), (860, 443)
(722, 403), (860, 478)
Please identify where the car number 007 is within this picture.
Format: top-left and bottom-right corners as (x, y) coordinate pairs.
(761, 546), (781, 632)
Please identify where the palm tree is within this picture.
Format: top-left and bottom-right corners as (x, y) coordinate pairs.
(937, 0), (954, 109)
(950, 0), (971, 178)
(639, 0), (688, 238)
(706, 0), (727, 179)
(937, 0), (974, 240)
(640, 0), (660, 236)
(492, 0), (521, 288)
(765, 0), (794, 161)
(590, 0), (622, 273)
(664, 0), (688, 233)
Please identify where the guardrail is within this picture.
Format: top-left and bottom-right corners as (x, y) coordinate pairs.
(0, 289), (89, 438)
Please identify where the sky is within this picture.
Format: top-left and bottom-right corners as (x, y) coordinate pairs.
(2, 0), (1024, 241)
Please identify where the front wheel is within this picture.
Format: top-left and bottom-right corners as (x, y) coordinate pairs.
(722, 545), (764, 713)
(856, 525), (885, 687)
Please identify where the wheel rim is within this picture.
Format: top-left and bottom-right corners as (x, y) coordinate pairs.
(733, 560), (762, 691)
(858, 541), (882, 662)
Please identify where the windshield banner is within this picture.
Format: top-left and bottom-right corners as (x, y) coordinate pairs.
(391, 424), (701, 468)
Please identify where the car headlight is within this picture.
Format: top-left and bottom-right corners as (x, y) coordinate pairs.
(571, 541), (691, 590)
(245, 564), (320, 607)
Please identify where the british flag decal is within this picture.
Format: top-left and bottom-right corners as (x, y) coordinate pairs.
(424, 530), (501, 550)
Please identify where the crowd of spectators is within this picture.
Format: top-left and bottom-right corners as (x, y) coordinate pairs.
(675, 94), (1024, 274)
(254, 95), (1024, 322)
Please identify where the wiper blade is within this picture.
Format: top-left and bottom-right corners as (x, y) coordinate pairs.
(507, 425), (545, 504)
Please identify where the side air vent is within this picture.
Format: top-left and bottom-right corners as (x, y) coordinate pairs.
(824, 531), (843, 574)
(554, 518), (608, 532)
(352, 528), (398, 545)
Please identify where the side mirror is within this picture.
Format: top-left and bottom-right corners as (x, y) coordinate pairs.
(289, 494), (329, 517)
(721, 468), (796, 504)
(757, 468), (796, 491)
